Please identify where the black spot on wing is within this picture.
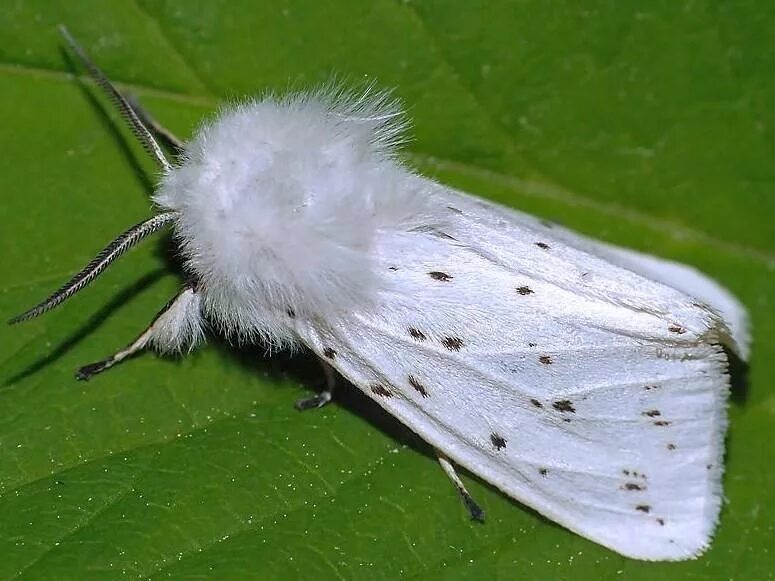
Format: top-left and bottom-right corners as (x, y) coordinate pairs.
(490, 433), (507, 451)
(552, 400), (575, 413)
(408, 327), (427, 341)
(442, 337), (464, 351)
(622, 469), (647, 479)
(538, 355), (553, 365)
(530, 398), (543, 408)
(642, 409), (661, 417)
(666, 443), (677, 451)
(408, 374), (429, 397)
(668, 324), (686, 334)
(653, 420), (671, 427)
(538, 468), (548, 476)
(535, 242), (550, 250)
(622, 483), (646, 491)
(516, 286), (534, 295)
(323, 347), (336, 359)
(636, 505), (651, 513)
(428, 271), (452, 282)
(370, 383), (392, 398)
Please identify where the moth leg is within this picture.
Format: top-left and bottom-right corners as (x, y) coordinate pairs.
(294, 359), (336, 411)
(437, 452), (485, 522)
(76, 286), (201, 380)
(124, 94), (185, 155)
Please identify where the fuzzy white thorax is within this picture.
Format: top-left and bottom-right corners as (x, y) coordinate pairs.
(155, 87), (447, 347)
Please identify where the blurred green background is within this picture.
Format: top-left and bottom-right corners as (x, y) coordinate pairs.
(0, 1), (773, 579)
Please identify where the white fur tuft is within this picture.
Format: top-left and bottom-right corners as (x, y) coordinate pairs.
(148, 288), (205, 354)
(155, 86), (448, 347)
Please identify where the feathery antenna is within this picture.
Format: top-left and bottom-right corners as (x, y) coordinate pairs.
(58, 25), (172, 172)
(9, 213), (177, 324)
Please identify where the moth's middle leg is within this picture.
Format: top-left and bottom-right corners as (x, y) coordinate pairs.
(295, 360), (336, 411)
(437, 452), (485, 522)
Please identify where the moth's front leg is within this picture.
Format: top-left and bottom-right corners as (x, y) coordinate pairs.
(76, 286), (203, 380)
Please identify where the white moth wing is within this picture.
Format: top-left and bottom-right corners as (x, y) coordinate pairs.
(445, 186), (749, 358)
(294, 183), (741, 561)
(582, 243), (750, 360)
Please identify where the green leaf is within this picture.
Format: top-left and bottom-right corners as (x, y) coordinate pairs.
(1, 1), (773, 578)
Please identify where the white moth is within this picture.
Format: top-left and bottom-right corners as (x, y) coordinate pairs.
(12, 28), (750, 561)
